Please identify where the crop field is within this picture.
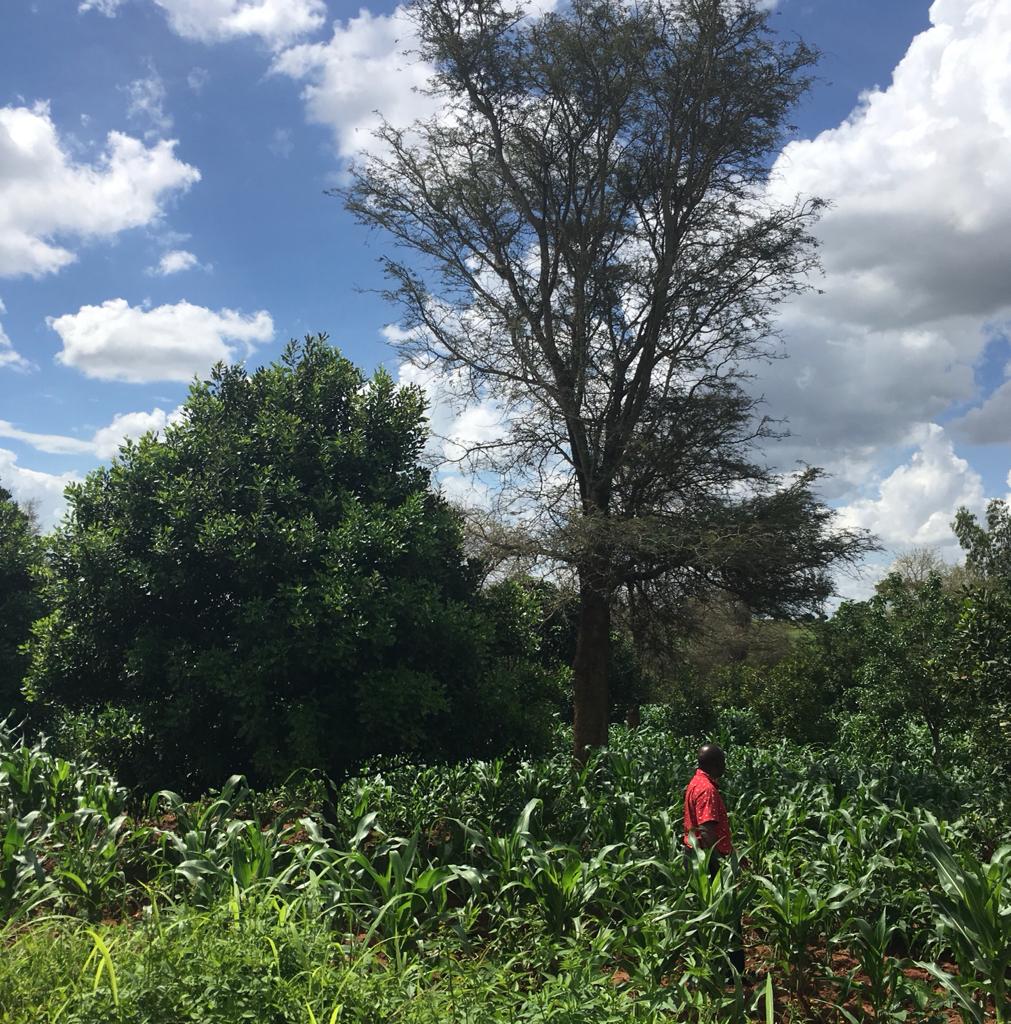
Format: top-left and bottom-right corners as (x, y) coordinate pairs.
(1, 717), (1009, 1024)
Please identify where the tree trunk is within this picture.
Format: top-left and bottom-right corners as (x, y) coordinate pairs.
(572, 575), (611, 763)
(927, 717), (943, 767)
(626, 704), (641, 729)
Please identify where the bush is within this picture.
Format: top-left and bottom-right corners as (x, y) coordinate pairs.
(0, 487), (42, 717)
(24, 339), (555, 792)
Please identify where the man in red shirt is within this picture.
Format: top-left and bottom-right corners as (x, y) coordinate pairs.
(684, 744), (733, 861)
(683, 743), (745, 976)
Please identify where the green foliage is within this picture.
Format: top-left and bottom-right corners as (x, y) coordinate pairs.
(0, 487), (42, 716)
(953, 587), (1011, 777)
(919, 825), (1011, 1023)
(694, 561), (1008, 761)
(25, 338), (544, 791)
(844, 573), (962, 763)
(1, 720), (1009, 1023)
(707, 634), (837, 745)
(953, 499), (1011, 582)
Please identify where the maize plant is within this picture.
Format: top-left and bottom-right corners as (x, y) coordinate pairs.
(836, 911), (927, 1023)
(755, 867), (854, 994)
(918, 825), (1011, 1024)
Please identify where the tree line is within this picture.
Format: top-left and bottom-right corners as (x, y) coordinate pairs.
(3, 332), (1006, 792)
(676, 526), (1011, 779)
(8, 0), (987, 791)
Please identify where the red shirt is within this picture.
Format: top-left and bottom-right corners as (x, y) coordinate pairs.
(683, 768), (732, 856)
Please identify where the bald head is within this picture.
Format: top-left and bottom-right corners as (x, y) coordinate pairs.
(698, 743), (726, 778)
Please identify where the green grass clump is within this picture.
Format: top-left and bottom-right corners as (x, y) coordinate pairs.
(0, 897), (739, 1024)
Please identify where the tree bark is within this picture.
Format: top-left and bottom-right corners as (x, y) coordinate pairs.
(572, 574), (611, 763)
(927, 716), (943, 767)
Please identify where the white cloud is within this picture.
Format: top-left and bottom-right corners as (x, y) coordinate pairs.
(0, 423), (95, 456)
(836, 424), (986, 552)
(0, 101), (200, 279)
(952, 340), (1011, 442)
(80, 0), (326, 46)
(0, 405), (185, 460)
(272, 6), (440, 159)
(152, 0), (326, 47)
(0, 300), (31, 372)
(187, 67), (210, 93)
(0, 448), (79, 530)
(124, 66), (172, 138)
(48, 298), (274, 383)
(394, 342), (506, 464)
(759, 0), (1011, 492)
(149, 248), (201, 275)
(91, 407), (185, 456)
(78, 0), (124, 14)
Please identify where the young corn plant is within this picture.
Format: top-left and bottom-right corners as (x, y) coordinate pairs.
(516, 842), (624, 936)
(680, 846), (757, 983)
(338, 833), (459, 950)
(835, 911), (927, 1023)
(917, 825), (1011, 1024)
(0, 810), (53, 920)
(51, 807), (129, 916)
(754, 866), (853, 999)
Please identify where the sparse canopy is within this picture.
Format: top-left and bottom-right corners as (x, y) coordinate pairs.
(343, 0), (874, 758)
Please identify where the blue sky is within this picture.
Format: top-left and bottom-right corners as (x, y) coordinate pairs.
(2, 0), (1010, 594)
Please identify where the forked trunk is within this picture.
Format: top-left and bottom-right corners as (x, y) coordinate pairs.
(572, 576), (611, 763)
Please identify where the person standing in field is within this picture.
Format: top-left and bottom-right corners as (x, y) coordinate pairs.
(683, 743), (746, 976)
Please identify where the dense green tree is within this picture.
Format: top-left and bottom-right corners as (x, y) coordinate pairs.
(0, 487), (42, 716)
(954, 500), (1011, 583)
(26, 337), (530, 791)
(951, 502), (1011, 774)
(954, 587), (1011, 778)
(844, 573), (962, 765)
(343, 0), (873, 758)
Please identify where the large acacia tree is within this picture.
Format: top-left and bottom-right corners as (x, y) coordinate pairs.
(343, 0), (872, 756)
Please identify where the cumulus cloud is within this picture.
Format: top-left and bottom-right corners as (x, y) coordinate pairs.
(272, 6), (440, 159)
(396, 354), (505, 465)
(91, 407), (186, 456)
(952, 339), (1011, 442)
(80, 0), (326, 46)
(836, 424), (986, 552)
(152, 0), (326, 47)
(0, 102), (200, 279)
(48, 298), (274, 383)
(0, 405), (185, 460)
(0, 448), (79, 530)
(149, 249), (201, 275)
(759, 0), (1011, 496)
(0, 300), (31, 372)
(273, 1), (559, 159)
